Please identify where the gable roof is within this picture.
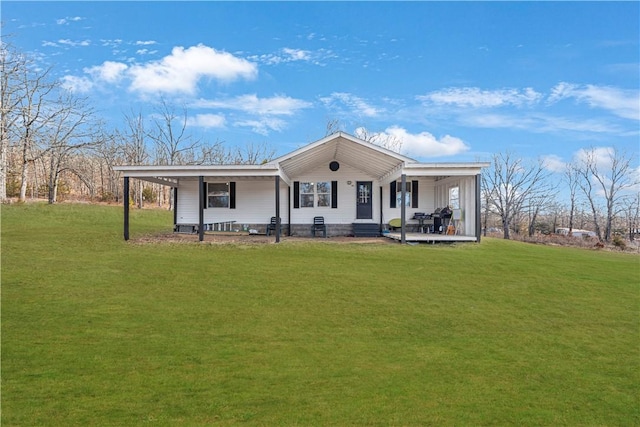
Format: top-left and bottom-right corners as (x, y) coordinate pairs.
(273, 132), (416, 182)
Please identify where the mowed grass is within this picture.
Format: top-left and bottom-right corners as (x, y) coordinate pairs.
(2, 203), (638, 426)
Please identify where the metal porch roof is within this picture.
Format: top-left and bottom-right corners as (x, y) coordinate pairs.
(113, 132), (490, 186)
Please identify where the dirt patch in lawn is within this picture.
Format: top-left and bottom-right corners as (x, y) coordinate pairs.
(133, 232), (397, 246)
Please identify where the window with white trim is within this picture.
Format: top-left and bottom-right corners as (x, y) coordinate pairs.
(395, 181), (412, 207)
(300, 181), (331, 207)
(208, 182), (229, 208)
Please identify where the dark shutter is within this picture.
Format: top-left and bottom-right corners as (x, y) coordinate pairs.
(229, 181), (236, 209)
(202, 180), (208, 209)
(390, 181), (396, 208)
(293, 181), (300, 209)
(412, 180), (419, 208)
(331, 181), (338, 208)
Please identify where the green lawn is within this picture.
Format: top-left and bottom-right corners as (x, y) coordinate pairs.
(2, 203), (639, 426)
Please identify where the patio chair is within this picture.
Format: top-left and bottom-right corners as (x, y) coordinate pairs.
(311, 216), (327, 237)
(266, 216), (279, 236)
(388, 218), (402, 231)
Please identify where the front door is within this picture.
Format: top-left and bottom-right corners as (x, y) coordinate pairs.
(356, 181), (373, 219)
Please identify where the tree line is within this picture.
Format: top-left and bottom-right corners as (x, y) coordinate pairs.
(482, 150), (639, 243)
(0, 40), (274, 209)
(1, 40), (638, 243)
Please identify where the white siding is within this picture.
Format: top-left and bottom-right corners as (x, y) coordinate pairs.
(176, 179), (199, 224)
(432, 176), (478, 236)
(381, 178), (436, 224)
(176, 178), (288, 225)
(175, 170), (479, 235)
(290, 162), (379, 224)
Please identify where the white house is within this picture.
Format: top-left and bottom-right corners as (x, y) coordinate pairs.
(114, 132), (489, 243)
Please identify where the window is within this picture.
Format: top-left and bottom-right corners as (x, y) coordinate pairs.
(395, 181), (412, 207)
(449, 186), (460, 209)
(300, 181), (331, 207)
(208, 182), (229, 208)
(316, 181), (331, 207)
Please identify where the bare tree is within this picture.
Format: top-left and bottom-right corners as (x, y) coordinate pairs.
(119, 111), (148, 208)
(325, 118), (345, 136)
(0, 39), (25, 202)
(14, 60), (57, 202)
(354, 126), (403, 153)
(622, 192), (639, 242)
(564, 163), (581, 235)
(227, 142), (276, 165)
(94, 130), (124, 202)
(526, 192), (556, 237)
(41, 92), (101, 203)
(574, 147), (637, 242)
(179, 139), (227, 165)
(148, 100), (201, 166)
(482, 152), (553, 240)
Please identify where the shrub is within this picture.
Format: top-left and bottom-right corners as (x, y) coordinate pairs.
(612, 235), (627, 251)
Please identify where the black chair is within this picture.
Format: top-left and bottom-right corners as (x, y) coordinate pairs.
(266, 217), (279, 236)
(311, 216), (327, 238)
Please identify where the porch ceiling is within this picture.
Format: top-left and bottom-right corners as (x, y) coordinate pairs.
(276, 133), (411, 181)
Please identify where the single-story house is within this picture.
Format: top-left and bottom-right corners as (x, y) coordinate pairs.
(114, 132), (490, 243)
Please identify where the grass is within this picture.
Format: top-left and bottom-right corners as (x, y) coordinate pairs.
(2, 203), (639, 426)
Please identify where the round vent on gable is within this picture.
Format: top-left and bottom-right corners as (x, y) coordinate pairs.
(329, 161), (340, 171)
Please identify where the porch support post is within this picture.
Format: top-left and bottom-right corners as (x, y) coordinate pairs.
(274, 175), (281, 243)
(198, 176), (204, 242)
(400, 173), (406, 244)
(123, 176), (130, 241)
(173, 187), (178, 231)
(287, 186), (291, 237)
(379, 186), (383, 231)
(475, 174), (482, 243)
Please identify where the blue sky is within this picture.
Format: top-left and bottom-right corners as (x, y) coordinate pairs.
(3, 1), (639, 172)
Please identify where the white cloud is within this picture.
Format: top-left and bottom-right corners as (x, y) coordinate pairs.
(573, 146), (617, 171)
(128, 44), (257, 94)
(195, 94), (311, 116)
(549, 82), (640, 120)
(56, 16), (83, 25)
(135, 40), (157, 46)
(101, 39), (123, 48)
(60, 44), (258, 96)
(85, 61), (128, 83)
(186, 114), (226, 129)
(541, 154), (566, 173)
(461, 113), (621, 134)
(60, 75), (93, 93)
(136, 49), (158, 56)
(320, 92), (381, 117)
(419, 87), (542, 108)
(283, 48), (310, 61)
(248, 48), (335, 66)
(375, 126), (469, 158)
(235, 118), (286, 135)
(57, 39), (91, 47)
